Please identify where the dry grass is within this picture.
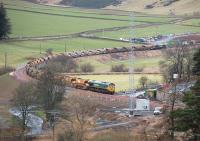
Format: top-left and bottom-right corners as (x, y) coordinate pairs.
(106, 0), (200, 15)
(0, 74), (19, 104)
(0, 74), (19, 127)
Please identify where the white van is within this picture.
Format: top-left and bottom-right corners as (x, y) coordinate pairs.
(154, 107), (163, 115)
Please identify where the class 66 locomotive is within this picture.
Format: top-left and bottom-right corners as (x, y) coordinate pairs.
(70, 78), (115, 95)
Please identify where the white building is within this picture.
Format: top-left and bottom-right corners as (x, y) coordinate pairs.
(135, 99), (150, 111)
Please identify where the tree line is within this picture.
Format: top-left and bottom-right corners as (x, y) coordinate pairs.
(158, 42), (200, 141)
(60, 0), (122, 8)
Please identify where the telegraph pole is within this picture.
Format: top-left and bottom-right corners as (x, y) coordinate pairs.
(40, 42), (42, 54)
(65, 41), (67, 52)
(4, 52), (7, 69)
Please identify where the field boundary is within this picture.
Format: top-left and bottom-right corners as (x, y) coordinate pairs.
(63, 72), (162, 75)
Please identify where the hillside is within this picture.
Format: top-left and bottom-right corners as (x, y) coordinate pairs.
(106, 0), (200, 15)
(30, 0), (200, 15)
(27, 0), (122, 8)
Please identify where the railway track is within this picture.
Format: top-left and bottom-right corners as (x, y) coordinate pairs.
(26, 44), (165, 75)
(25, 34), (200, 94)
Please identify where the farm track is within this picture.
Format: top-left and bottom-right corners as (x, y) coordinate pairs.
(0, 23), (153, 42)
(2, 18), (189, 42)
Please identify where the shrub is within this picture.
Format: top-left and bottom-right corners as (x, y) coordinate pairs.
(111, 64), (128, 72)
(60, 0), (122, 8)
(50, 56), (78, 73)
(193, 11), (200, 17)
(46, 48), (53, 55)
(139, 76), (148, 89)
(134, 67), (144, 72)
(80, 63), (94, 72)
(0, 66), (14, 76)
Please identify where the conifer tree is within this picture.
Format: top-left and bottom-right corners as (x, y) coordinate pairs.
(193, 49), (200, 75)
(0, 3), (11, 39)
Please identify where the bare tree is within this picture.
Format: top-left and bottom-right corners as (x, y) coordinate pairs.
(139, 76), (148, 89)
(160, 44), (194, 83)
(36, 69), (65, 122)
(12, 82), (37, 140)
(160, 43), (195, 140)
(60, 95), (99, 141)
(168, 80), (182, 140)
(111, 64), (128, 72)
(80, 63), (94, 73)
(51, 55), (78, 73)
(46, 61), (66, 73)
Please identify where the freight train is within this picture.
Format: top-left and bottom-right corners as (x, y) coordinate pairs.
(25, 55), (116, 94)
(25, 45), (166, 95)
(71, 78), (115, 94)
(26, 65), (115, 94)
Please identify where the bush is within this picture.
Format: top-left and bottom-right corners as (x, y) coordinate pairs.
(50, 56), (78, 73)
(193, 11), (200, 16)
(139, 76), (148, 89)
(0, 67), (14, 76)
(46, 48), (53, 55)
(80, 63), (94, 72)
(134, 67), (144, 72)
(60, 0), (122, 8)
(111, 64), (128, 72)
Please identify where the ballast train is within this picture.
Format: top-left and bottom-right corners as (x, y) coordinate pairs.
(25, 45), (164, 95)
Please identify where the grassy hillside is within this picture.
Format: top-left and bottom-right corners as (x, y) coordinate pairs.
(33, 0), (200, 15)
(7, 9), (129, 37)
(0, 38), (130, 67)
(95, 24), (200, 39)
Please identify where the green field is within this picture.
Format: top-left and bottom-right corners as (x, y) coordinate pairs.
(0, 0), (199, 69)
(5, 4), (175, 23)
(0, 38), (130, 67)
(181, 19), (200, 26)
(8, 10), (130, 37)
(3, 0), (176, 23)
(79, 74), (163, 91)
(1, 0), (179, 38)
(95, 24), (200, 39)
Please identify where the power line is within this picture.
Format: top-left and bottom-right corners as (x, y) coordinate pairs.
(128, 12), (135, 112)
